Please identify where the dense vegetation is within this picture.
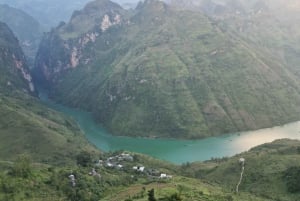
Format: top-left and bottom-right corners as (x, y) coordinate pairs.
(0, 93), (100, 164)
(181, 139), (300, 201)
(1, 139), (300, 201)
(34, 0), (300, 139)
(0, 21), (99, 164)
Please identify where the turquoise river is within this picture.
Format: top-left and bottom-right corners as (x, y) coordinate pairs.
(41, 94), (300, 164)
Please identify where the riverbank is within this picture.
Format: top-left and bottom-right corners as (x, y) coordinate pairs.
(39, 92), (300, 164)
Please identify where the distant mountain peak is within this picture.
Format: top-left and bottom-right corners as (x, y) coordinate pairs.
(137, 0), (167, 10)
(58, 0), (127, 39)
(134, 0), (169, 21)
(80, 0), (123, 14)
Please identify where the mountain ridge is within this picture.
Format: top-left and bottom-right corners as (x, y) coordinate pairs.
(34, 0), (300, 139)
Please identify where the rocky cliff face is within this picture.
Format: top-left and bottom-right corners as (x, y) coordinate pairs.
(0, 22), (34, 94)
(34, 0), (300, 139)
(34, 0), (128, 86)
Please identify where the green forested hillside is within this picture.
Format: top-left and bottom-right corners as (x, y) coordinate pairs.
(169, 0), (300, 78)
(34, 0), (300, 139)
(0, 93), (99, 164)
(0, 22), (99, 164)
(1, 139), (299, 201)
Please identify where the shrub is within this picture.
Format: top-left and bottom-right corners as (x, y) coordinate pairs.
(161, 192), (183, 201)
(148, 188), (156, 201)
(284, 166), (300, 193)
(76, 151), (92, 167)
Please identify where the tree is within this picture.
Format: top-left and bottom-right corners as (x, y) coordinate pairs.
(148, 188), (156, 201)
(76, 151), (92, 167)
(285, 166), (300, 193)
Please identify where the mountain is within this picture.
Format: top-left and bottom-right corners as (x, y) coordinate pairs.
(167, 0), (300, 75)
(0, 4), (43, 67)
(34, 0), (300, 139)
(0, 0), (93, 29)
(0, 22), (99, 164)
(0, 0), (140, 30)
(0, 22), (34, 94)
(113, 0), (140, 9)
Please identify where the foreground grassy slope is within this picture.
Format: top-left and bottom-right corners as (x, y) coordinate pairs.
(35, 0), (300, 139)
(182, 139), (300, 201)
(1, 140), (299, 201)
(0, 152), (267, 201)
(0, 93), (99, 164)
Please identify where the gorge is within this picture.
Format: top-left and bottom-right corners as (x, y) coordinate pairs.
(41, 91), (300, 164)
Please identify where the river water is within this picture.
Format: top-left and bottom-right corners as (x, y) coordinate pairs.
(40, 93), (300, 164)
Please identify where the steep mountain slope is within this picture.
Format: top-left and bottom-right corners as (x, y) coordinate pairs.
(0, 4), (43, 67)
(168, 0), (300, 78)
(0, 22), (34, 94)
(0, 22), (99, 164)
(34, 0), (300, 139)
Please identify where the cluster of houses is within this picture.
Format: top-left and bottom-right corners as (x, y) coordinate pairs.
(96, 152), (172, 179)
(95, 153), (134, 168)
(68, 152), (172, 187)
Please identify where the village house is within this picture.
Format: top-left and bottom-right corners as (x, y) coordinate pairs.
(133, 166), (145, 172)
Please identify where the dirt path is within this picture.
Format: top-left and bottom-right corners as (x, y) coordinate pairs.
(236, 160), (245, 193)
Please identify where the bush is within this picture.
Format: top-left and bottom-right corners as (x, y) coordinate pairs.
(161, 192), (182, 201)
(297, 147), (300, 154)
(148, 188), (156, 201)
(284, 166), (300, 193)
(76, 151), (92, 167)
